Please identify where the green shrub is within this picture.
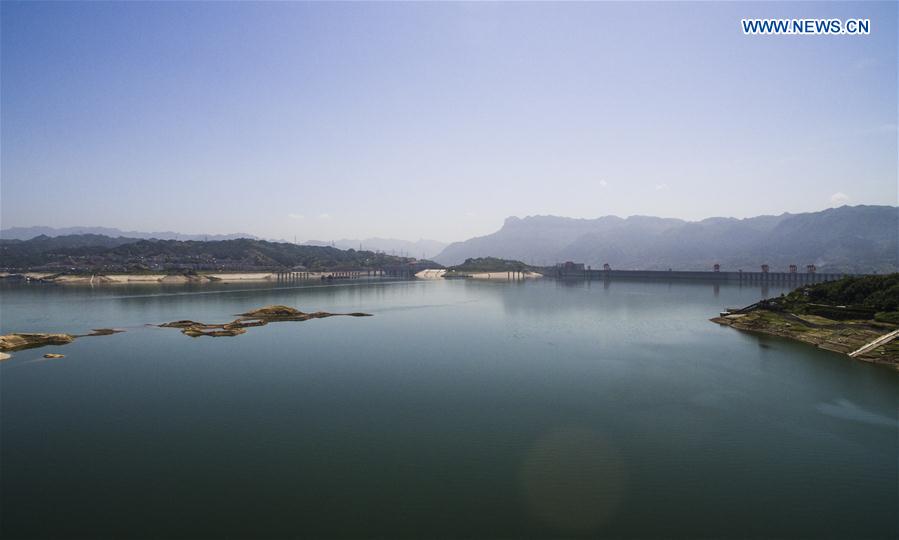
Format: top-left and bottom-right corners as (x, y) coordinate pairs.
(874, 311), (899, 324)
(786, 274), (899, 312)
(804, 305), (875, 320)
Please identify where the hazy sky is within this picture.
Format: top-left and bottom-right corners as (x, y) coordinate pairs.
(2, 1), (896, 242)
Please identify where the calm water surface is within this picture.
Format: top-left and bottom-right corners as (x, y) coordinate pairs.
(1, 279), (896, 538)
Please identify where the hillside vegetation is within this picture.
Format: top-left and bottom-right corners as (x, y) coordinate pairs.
(0, 236), (436, 272)
(781, 274), (899, 323)
(448, 257), (537, 273)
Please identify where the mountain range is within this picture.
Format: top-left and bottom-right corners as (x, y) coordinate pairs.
(0, 226), (257, 242)
(303, 238), (447, 259)
(433, 205), (898, 274)
(5, 205), (895, 274)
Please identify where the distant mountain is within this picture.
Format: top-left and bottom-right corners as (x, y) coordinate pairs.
(0, 233), (141, 251)
(433, 205), (898, 274)
(303, 238), (447, 259)
(0, 226), (257, 242)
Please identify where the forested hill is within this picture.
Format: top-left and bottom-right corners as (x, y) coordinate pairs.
(781, 274), (899, 323)
(0, 236), (437, 272)
(448, 257), (538, 273)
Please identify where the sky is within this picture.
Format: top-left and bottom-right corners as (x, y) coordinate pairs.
(1, 1), (896, 243)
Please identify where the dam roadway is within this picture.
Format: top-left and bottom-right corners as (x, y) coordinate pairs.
(554, 268), (848, 283)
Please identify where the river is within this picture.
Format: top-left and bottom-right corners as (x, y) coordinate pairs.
(1, 278), (896, 538)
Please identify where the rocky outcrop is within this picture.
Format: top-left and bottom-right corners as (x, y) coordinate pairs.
(238, 305), (305, 318)
(182, 325), (247, 338)
(0, 333), (75, 352)
(160, 319), (253, 337)
(238, 305), (372, 321)
(0, 328), (124, 354)
(159, 320), (205, 328)
(161, 305), (372, 339)
(80, 328), (124, 337)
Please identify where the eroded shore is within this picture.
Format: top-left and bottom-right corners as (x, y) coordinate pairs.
(712, 310), (899, 369)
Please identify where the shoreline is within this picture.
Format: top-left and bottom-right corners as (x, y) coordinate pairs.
(467, 271), (543, 280)
(440, 270), (543, 280)
(0, 272), (351, 284)
(712, 311), (899, 370)
(2, 269), (547, 284)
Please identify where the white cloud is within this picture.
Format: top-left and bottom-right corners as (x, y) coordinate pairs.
(830, 192), (850, 206)
(318, 213), (331, 219)
(599, 179), (609, 188)
(288, 213), (304, 220)
(654, 183), (668, 191)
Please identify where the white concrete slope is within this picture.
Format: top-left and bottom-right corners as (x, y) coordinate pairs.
(849, 329), (899, 357)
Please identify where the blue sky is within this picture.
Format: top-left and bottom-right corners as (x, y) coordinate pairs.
(2, 1), (896, 242)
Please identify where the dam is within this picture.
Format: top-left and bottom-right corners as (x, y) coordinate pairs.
(552, 263), (847, 284)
